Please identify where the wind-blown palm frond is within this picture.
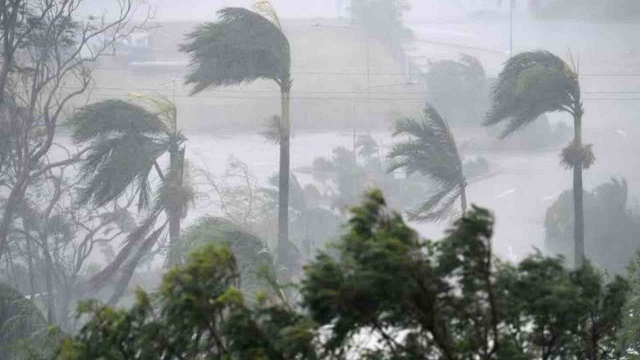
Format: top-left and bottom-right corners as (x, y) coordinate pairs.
(86, 214), (159, 292)
(180, 7), (291, 94)
(388, 104), (465, 222)
(253, 0), (282, 29)
(69, 99), (163, 143)
(70, 100), (170, 209)
(407, 183), (462, 222)
(129, 93), (178, 132)
(484, 50), (580, 138)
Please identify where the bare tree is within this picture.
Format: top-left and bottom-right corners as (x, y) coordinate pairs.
(0, 0), (150, 261)
(5, 154), (134, 329)
(195, 156), (273, 237)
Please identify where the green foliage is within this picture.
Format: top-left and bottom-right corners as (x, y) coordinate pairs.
(423, 54), (489, 126)
(560, 141), (596, 170)
(498, 256), (629, 359)
(59, 191), (632, 359)
(173, 217), (276, 301)
(388, 104), (465, 221)
(619, 252), (640, 357)
(180, 7), (291, 94)
(69, 99), (171, 210)
(485, 51), (580, 138)
(302, 189), (499, 358)
(545, 178), (640, 273)
(70, 95), (193, 302)
(56, 244), (317, 360)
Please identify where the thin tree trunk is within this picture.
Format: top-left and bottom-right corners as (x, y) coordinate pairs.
(166, 145), (181, 267)
(0, 175), (29, 259)
(573, 110), (585, 268)
(163, 140), (184, 266)
(42, 239), (56, 325)
(24, 233), (37, 300)
(277, 85), (291, 265)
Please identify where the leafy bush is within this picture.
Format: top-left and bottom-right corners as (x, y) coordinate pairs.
(174, 217), (276, 301)
(60, 190), (633, 359)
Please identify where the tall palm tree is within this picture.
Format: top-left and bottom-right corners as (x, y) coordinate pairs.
(484, 50), (592, 268)
(69, 95), (193, 303)
(180, 2), (292, 262)
(388, 103), (466, 222)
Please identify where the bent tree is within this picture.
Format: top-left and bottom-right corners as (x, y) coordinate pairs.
(388, 103), (467, 221)
(180, 2), (293, 264)
(69, 96), (193, 304)
(484, 51), (591, 268)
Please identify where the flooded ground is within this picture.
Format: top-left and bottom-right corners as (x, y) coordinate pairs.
(181, 122), (638, 262)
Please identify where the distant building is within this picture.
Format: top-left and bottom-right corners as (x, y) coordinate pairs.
(87, 19), (421, 133)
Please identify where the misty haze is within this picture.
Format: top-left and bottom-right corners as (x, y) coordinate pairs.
(1, 0), (640, 359)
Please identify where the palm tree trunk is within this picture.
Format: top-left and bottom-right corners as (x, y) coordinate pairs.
(278, 84), (291, 264)
(166, 144), (182, 267)
(460, 181), (468, 215)
(573, 111), (585, 268)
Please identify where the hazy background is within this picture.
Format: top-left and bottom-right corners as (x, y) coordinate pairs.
(74, 0), (640, 261)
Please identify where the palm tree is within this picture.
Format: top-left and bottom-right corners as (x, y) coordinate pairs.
(69, 95), (193, 303)
(388, 103), (466, 222)
(484, 50), (592, 268)
(180, 2), (292, 263)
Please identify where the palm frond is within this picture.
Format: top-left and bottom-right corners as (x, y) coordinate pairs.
(108, 223), (167, 305)
(180, 7), (291, 94)
(69, 100), (163, 143)
(388, 104), (463, 186)
(77, 134), (169, 208)
(484, 50), (580, 138)
(253, 0), (282, 29)
(70, 100), (170, 208)
(86, 214), (159, 292)
(129, 93), (177, 133)
(408, 183), (462, 223)
(389, 103), (465, 222)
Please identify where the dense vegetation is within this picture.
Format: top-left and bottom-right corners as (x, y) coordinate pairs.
(56, 191), (634, 360)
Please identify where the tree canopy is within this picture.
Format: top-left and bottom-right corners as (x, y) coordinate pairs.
(56, 190), (631, 360)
